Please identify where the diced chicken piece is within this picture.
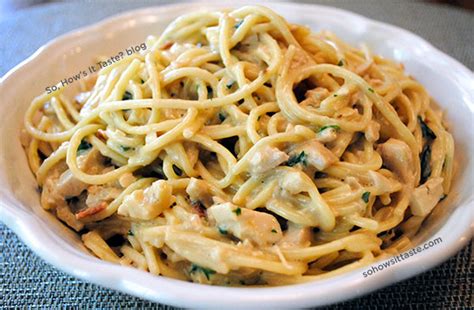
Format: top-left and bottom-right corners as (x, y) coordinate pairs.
(316, 127), (338, 143)
(377, 138), (414, 183)
(248, 146), (289, 175)
(41, 173), (65, 210)
(56, 170), (88, 198)
(186, 178), (213, 207)
(300, 87), (330, 108)
(86, 185), (122, 209)
(56, 205), (84, 231)
(74, 185), (122, 219)
(365, 120), (380, 143)
(279, 171), (307, 195)
(307, 87), (330, 102)
(410, 177), (444, 217)
(77, 149), (106, 175)
(119, 172), (136, 188)
(278, 222), (311, 248)
(207, 202), (283, 246)
(290, 139), (338, 170)
(118, 180), (174, 220)
(289, 47), (312, 70)
(76, 201), (108, 220)
(368, 170), (402, 195)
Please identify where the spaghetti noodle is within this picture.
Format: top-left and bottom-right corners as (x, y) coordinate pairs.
(22, 6), (454, 286)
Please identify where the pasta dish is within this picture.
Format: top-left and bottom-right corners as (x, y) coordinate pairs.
(22, 6), (454, 286)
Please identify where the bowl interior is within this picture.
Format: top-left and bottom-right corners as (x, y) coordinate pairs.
(0, 2), (472, 308)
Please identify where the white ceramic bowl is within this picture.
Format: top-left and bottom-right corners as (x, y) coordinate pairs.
(1, 1), (473, 308)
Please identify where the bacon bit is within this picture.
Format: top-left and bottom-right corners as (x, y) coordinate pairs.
(160, 41), (174, 50)
(76, 201), (107, 219)
(96, 129), (107, 141)
(191, 200), (207, 218)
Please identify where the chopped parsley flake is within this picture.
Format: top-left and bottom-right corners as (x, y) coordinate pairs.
(418, 116), (437, 140)
(287, 151), (307, 167)
(119, 145), (131, 152)
(127, 230), (134, 236)
(122, 90), (133, 100)
(226, 81), (235, 89)
(218, 226), (228, 235)
(218, 112), (226, 122)
(77, 139), (92, 154)
(271, 229), (277, 233)
(233, 207), (242, 216)
(368, 87), (375, 93)
(318, 125), (340, 133)
(234, 20), (243, 29)
(362, 191), (370, 203)
(420, 144), (432, 184)
(190, 264), (216, 280)
(337, 59), (344, 66)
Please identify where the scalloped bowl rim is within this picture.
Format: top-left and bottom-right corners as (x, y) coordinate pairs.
(0, 1), (473, 308)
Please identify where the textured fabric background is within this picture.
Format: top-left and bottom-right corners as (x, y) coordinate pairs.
(0, 0), (472, 308)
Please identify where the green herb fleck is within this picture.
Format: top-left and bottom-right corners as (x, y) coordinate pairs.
(218, 226), (228, 235)
(127, 230), (134, 236)
(190, 264), (216, 280)
(362, 191), (370, 203)
(271, 229), (277, 233)
(368, 87), (375, 93)
(140, 79), (144, 84)
(337, 59), (344, 66)
(218, 112), (226, 122)
(420, 144), (432, 184)
(119, 145), (132, 152)
(318, 125), (340, 133)
(122, 90), (133, 100)
(172, 164), (183, 176)
(333, 94), (338, 97)
(234, 20), (243, 29)
(77, 139), (92, 154)
(233, 207), (242, 216)
(418, 116), (436, 140)
(226, 81), (235, 89)
(287, 151), (307, 167)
